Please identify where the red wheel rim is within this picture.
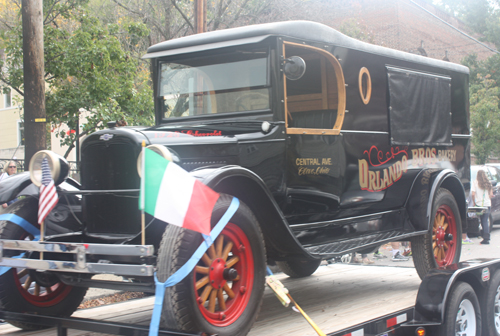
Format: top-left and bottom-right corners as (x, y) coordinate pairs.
(193, 223), (254, 326)
(432, 204), (458, 267)
(11, 232), (72, 307)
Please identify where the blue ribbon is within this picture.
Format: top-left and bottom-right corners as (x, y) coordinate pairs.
(0, 214), (40, 276)
(0, 214), (40, 238)
(148, 197), (240, 336)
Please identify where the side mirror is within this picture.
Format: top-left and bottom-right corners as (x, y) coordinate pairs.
(284, 56), (306, 81)
(491, 181), (497, 187)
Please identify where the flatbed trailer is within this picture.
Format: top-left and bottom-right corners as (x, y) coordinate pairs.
(0, 264), (419, 336)
(2, 259), (498, 336)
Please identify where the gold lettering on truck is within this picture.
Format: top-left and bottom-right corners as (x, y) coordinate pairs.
(295, 157), (333, 175)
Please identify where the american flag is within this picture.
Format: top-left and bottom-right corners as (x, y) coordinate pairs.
(38, 158), (58, 224)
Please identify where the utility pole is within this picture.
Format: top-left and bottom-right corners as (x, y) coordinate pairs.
(22, 0), (45, 169)
(194, 0), (206, 34)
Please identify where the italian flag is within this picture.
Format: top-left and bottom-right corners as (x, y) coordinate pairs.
(139, 148), (219, 235)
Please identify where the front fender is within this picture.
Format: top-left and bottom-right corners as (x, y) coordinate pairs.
(0, 172), (32, 203)
(192, 166), (317, 261)
(0, 173), (81, 204)
(1, 175), (82, 235)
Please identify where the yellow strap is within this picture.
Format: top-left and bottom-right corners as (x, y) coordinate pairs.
(287, 294), (327, 336)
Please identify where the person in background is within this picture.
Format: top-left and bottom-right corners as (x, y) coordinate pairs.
(1, 161), (18, 209)
(391, 242), (409, 261)
(351, 252), (375, 265)
(472, 169), (493, 245)
(462, 233), (474, 245)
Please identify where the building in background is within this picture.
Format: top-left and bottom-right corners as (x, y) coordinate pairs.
(0, 86), (80, 171)
(322, 0), (495, 63)
(0, 88), (24, 162)
(1, 0), (496, 169)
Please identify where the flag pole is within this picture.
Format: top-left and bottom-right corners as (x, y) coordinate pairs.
(141, 141), (146, 246)
(40, 220), (44, 260)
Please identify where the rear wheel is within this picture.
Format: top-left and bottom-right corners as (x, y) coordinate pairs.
(412, 188), (461, 280)
(157, 195), (266, 336)
(0, 198), (87, 330)
(484, 270), (500, 336)
(276, 259), (322, 278)
(438, 281), (481, 336)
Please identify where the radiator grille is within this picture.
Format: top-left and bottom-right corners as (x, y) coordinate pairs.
(81, 137), (141, 235)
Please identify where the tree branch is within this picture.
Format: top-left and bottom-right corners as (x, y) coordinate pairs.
(43, 0), (60, 25)
(0, 77), (24, 97)
(111, 0), (144, 16)
(63, 128), (90, 158)
(171, 0), (194, 32)
(172, 21), (191, 38)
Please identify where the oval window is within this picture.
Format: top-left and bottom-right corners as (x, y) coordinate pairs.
(358, 67), (372, 105)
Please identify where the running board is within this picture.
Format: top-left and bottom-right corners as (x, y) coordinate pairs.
(305, 230), (415, 257)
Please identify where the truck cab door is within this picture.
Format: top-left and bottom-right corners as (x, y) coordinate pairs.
(281, 41), (347, 223)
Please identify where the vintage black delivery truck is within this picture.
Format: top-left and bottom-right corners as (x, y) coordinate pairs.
(0, 21), (471, 335)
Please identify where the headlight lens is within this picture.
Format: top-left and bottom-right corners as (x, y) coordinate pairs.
(137, 145), (173, 177)
(29, 150), (70, 187)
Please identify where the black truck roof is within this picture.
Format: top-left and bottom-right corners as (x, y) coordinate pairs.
(144, 20), (469, 74)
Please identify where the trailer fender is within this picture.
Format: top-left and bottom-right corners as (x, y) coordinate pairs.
(406, 169), (466, 232)
(413, 259), (500, 325)
(191, 165), (316, 261)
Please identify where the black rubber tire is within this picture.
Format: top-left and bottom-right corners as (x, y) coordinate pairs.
(438, 281), (481, 336)
(484, 270), (500, 336)
(0, 198), (87, 330)
(411, 188), (462, 280)
(157, 194), (266, 336)
(276, 259), (322, 278)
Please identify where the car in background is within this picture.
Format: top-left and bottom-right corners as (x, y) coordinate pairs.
(487, 163), (500, 171)
(470, 165), (500, 231)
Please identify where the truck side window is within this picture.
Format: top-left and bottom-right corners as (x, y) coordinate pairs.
(283, 41), (346, 135)
(386, 66), (452, 146)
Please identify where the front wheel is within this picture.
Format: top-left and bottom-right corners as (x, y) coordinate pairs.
(438, 281), (481, 336)
(157, 195), (266, 336)
(0, 198), (87, 330)
(412, 188), (461, 280)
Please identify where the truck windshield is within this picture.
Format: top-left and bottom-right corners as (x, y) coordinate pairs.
(160, 49), (269, 118)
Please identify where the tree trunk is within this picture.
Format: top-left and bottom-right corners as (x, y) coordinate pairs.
(22, 0), (45, 169)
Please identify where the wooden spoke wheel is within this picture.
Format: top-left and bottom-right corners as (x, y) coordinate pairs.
(12, 256), (73, 307)
(194, 223), (254, 325)
(158, 194), (266, 336)
(0, 198), (87, 330)
(432, 204), (458, 267)
(412, 188), (462, 280)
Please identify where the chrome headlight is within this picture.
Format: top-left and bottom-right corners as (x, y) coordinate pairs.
(29, 150), (70, 187)
(137, 145), (173, 177)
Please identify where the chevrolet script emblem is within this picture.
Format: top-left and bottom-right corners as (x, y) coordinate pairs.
(100, 134), (114, 141)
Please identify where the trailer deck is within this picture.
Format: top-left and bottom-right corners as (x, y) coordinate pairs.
(0, 263), (422, 336)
